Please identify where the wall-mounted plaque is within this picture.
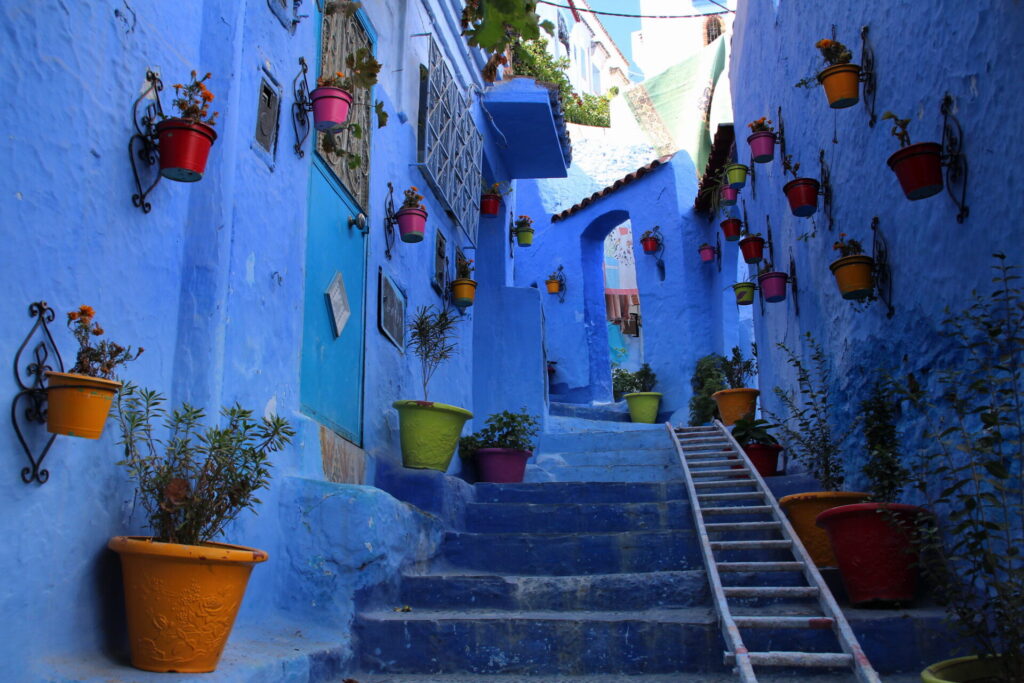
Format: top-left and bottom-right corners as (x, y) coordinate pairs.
(378, 267), (405, 349)
(324, 271), (351, 338)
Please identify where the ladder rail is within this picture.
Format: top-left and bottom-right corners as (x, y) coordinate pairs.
(666, 423), (757, 683)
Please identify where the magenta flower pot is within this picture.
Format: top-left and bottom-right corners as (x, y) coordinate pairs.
(698, 245), (716, 262)
(473, 448), (531, 483)
(758, 271), (788, 302)
(747, 131), (776, 163)
(396, 207), (427, 243)
(310, 86), (353, 132)
(720, 186), (738, 206)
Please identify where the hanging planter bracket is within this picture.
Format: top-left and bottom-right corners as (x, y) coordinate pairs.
(128, 70), (165, 214)
(940, 93), (969, 223)
(776, 106), (788, 162)
(765, 214), (775, 265)
(292, 57), (315, 158)
(747, 157), (756, 199)
(644, 226), (666, 281)
(870, 216), (895, 318)
(789, 251), (800, 316)
(859, 25), (878, 127)
(715, 232), (722, 272)
(549, 265), (567, 303)
(382, 182), (397, 259)
(819, 149), (834, 231)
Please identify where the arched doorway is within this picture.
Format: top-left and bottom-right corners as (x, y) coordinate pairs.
(602, 221), (644, 377)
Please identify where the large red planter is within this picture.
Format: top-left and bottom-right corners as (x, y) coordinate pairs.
(473, 448), (531, 483)
(738, 235), (764, 264)
(156, 119), (217, 182)
(720, 218), (742, 242)
(747, 131), (776, 163)
(816, 503), (926, 605)
(782, 178), (820, 217)
(480, 193), (500, 215)
(743, 443), (782, 477)
(887, 142), (943, 200)
(758, 271), (788, 303)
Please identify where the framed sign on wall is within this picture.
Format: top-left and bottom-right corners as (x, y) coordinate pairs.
(378, 267), (406, 349)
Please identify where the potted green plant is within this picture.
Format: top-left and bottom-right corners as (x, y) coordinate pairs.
(746, 117), (776, 163)
(459, 409), (540, 483)
(620, 363), (661, 423)
(903, 255), (1024, 683)
(796, 38), (861, 109)
(45, 305), (142, 439)
(830, 233), (874, 300)
(158, 71), (219, 182)
(310, 5), (383, 133)
(781, 154), (819, 218)
(881, 111), (944, 201)
(393, 306), (472, 471)
(769, 332), (868, 567)
(731, 415), (783, 477)
(711, 346), (758, 425)
(688, 353), (727, 426)
(451, 254), (477, 307)
(397, 186), (427, 243)
(514, 215), (535, 246)
(480, 180), (511, 215)
(109, 383), (294, 673)
(612, 367), (634, 402)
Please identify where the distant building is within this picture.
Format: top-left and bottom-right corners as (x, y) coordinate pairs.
(535, 0), (633, 95)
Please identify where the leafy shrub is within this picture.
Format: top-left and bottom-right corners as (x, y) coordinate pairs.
(511, 38), (615, 127)
(459, 409), (540, 455)
(689, 353), (727, 425)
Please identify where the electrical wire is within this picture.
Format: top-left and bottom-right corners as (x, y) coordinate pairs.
(536, 1), (733, 19)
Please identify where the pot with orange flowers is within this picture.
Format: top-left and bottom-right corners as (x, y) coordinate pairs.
(45, 305), (142, 439)
(781, 154), (820, 218)
(480, 181), (511, 216)
(796, 38), (862, 109)
(397, 186), (428, 243)
(310, 47), (383, 132)
(451, 254), (477, 307)
(157, 72), (219, 182)
(882, 111), (944, 201)
(830, 233), (874, 300)
(514, 215), (535, 247)
(746, 117), (776, 163)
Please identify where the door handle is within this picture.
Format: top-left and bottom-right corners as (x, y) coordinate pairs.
(347, 213), (368, 235)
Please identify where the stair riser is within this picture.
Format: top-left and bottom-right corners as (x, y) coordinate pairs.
(534, 449), (678, 468)
(475, 482), (688, 504)
(538, 430), (671, 453)
(524, 464), (681, 483)
(465, 501), (693, 533)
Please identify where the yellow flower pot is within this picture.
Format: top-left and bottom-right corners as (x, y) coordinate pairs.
(778, 491), (869, 567)
(921, 655), (1007, 683)
(545, 279), (560, 294)
(624, 392), (662, 423)
(711, 387), (759, 426)
(515, 227), (534, 246)
(830, 255), (874, 300)
(45, 371), (121, 439)
(451, 278), (477, 307)
(817, 63), (861, 109)
(393, 400), (473, 471)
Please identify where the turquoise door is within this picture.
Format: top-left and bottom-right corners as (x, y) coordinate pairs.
(300, 157), (366, 444)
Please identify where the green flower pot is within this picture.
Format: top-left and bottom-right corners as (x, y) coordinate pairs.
(393, 400), (473, 471)
(725, 163), (749, 189)
(623, 392), (662, 423)
(921, 655), (1007, 683)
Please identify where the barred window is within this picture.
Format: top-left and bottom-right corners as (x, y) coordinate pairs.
(704, 16), (723, 45)
(417, 39), (483, 245)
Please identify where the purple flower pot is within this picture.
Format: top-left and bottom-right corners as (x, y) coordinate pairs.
(474, 448), (531, 483)
(747, 131), (776, 163)
(720, 186), (739, 206)
(758, 271), (788, 302)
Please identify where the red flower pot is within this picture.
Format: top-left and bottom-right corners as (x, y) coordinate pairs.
(782, 178), (820, 217)
(743, 443), (782, 477)
(887, 142), (943, 200)
(816, 503), (926, 605)
(310, 86), (353, 132)
(758, 271), (788, 303)
(396, 207), (427, 243)
(738, 235), (765, 264)
(480, 193), (500, 215)
(156, 118), (217, 182)
(641, 237), (659, 253)
(473, 448), (531, 483)
(747, 131), (776, 163)
(698, 244), (716, 262)
(720, 218), (742, 242)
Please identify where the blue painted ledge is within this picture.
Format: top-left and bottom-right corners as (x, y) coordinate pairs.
(482, 77), (571, 179)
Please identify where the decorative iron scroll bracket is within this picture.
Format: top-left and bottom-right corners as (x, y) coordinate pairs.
(716, 232), (722, 273)
(12, 302), (65, 484)
(550, 265), (567, 303)
(382, 182), (397, 259)
(765, 214), (775, 265)
(860, 25), (878, 127)
(819, 149), (834, 231)
(789, 251), (800, 316)
(748, 159), (756, 200)
(128, 70), (165, 213)
(508, 213), (516, 258)
(870, 216), (895, 318)
(646, 226), (666, 282)
(776, 106), (787, 162)
(292, 57), (314, 158)
(940, 93), (969, 223)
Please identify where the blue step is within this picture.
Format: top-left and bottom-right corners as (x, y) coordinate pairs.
(532, 449), (678, 468)
(475, 482), (687, 504)
(399, 570), (709, 611)
(464, 500), (693, 533)
(524, 463), (681, 483)
(538, 429), (671, 453)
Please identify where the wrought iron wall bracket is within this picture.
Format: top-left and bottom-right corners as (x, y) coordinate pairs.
(549, 265), (567, 303)
(819, 149), (834, 231)
(940, 93), (969, 223)
(382, 182), (397, 259)
(292, 57), (315, 158)
(859, 26), (878, 127)
(776, 106), (788, 162)
(766, 214), (775, 265)
(747, 160), (756, 200)
(644, 226), (666, 281)
(716, 232), (722, 273)
(870, 216), (895, 318)
(12, 302), (65, 484)
(789, 251), (800, 316)
(128, 70), (165, 213)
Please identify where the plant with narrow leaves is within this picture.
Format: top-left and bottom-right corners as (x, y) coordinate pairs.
(881, 111), (912, 149)
(459, 408), (540, 456)
(510, 37), (614, 126)
(689, 353), (727, 425)
(860, 374), (907, 503)
(115, 383), (294, 546)
(613, 364), (657, 395)
(731, 416), (780, 447)
(407, 306), (459, 401)
(722, 346), (757, 389)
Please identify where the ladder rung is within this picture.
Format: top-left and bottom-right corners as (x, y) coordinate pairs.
(683, 445), (732, 452)
(688, 458), (741, 467)
(727, 651), (854, 668)
(723, 586), (819, 598)
(733, 615), (834, 629)
(698, 492), (765, 501)
(717, 561), (804, 572)
(693, 479), (756, 488)
(705, 521), (781, 531)
(691, 468), (749, 477)
(710, 540), (792, 549)
(701, 506), (773, 515)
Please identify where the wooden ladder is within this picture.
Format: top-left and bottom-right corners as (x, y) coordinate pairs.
(667, 420), (880, 683)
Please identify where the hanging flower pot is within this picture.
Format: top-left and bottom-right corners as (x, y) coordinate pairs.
(515, 227), (535, 247)
(747, 131), (776, 163)
(698, 243), (716, 262)
(396, 207), (427, 243)
(738, 235), (764, 264)
(480, 193), (501, 215)
(720, 218), (742, 242)
(545, 279), (560, 294)
(732, 282), (755, 306)
(451, 278), (477, 307)
(758, 270), (788, 303)
(156, 118), (217, 182)
(45, 372), (121, 439)
(818, 63), (862, 109)
(830, 254), (874, 300)
(720, 186), (738, 207)
(640, 237), (659, 253)
(309, 86), (353, 132)
(724, 163), (749, 189)
(887, 142), (943, 200)
(782, 178), (820, 217)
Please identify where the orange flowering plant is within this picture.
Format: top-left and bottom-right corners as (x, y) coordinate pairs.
(456, 254), (475, 280)
(401, 186), (425, 210)
(832, 233), (864, 258)
(66, 305), (143, 380)
(747, 117), (774, 134)
(169, 71), (219, 126)
(814, 38), (853, 66)
(515, 215), (534, 229)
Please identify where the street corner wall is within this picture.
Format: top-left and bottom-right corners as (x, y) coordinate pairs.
(730, 0), (1024, 470)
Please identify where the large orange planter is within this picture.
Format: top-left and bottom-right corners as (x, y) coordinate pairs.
(817, 63), (861, 108)
(108, 536), (267, 673)
(778, 492), (869, 567)
(711, 387), (759, 425)
(45, 371), (121, 439)
(829, 255), (874, 300)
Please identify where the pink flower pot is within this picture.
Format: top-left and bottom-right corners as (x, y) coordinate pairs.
(698, 245), (716, 262)
(782, 178), (820, 217)
(747, 131), (776, 163)
(396, 207), (427, 243)
(758, 271), (788, 302)
(720, 186), (738, 206)
(473, 448), (531, 483)
(310, 86), (353, 132)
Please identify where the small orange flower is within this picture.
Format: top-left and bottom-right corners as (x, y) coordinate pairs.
(92, 325), (104, 336)
(78, 305), (95, 318)
(67, 311), (80, 321)
(816, 39), (834, 49)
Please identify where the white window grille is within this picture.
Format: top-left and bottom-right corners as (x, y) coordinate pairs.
(418, 38), (483, 245)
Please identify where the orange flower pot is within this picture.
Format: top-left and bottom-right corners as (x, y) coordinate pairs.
(451, 278), (477, 307)
(45, 372), (121, 439)
(778, 492), (869, 567)
(545, 279), (560, 294)
(817, 63), (861, 109)
(711, 387), (759, 425)
(829, 255), (874, 300)
(108, 536), (267, 673)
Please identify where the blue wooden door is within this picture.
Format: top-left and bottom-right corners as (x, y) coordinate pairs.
(300, 157), (366, 444)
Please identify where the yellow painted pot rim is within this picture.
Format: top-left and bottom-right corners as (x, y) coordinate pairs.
(451, 278), (477, 286)
(45, 371), (122, 389)
(392, 400), (473, 419)
(623, 392), (663, 398)
(829, 254), (874, 271)
(779, 491), (870, 506)
(712, 387), (759, 398)
(108, 536), (268, 564)
(921, 654), (1006, 683)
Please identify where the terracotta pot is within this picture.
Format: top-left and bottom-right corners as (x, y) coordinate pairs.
(711, 387), (758, 426)
(720, 218), (742, 242)
(887, 142), (943, 200)
(396, 207), (427, 243)
(156, 118), (217, 182)
(641, 237), (659, 253)
(698, 244), (716, 262)
(782, 178), (820, 217)
(816, 502), (926, 605)
(778, 491), (869, 567)
(747, 131), (776, 163)
(451, 278), (477, 307)
(473, 448), (531, 483)
(743, 443), (783, 477)
(732, 282), (755, 306)
(829, 255), (874, 300)
(480, 193), (500, 215)
(309, 86), (353, 132)
(44, 372), (121, 439)
(817, 63), (861, 109)
(738, 235), (764, 263)
(758, 271), (788, 303)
